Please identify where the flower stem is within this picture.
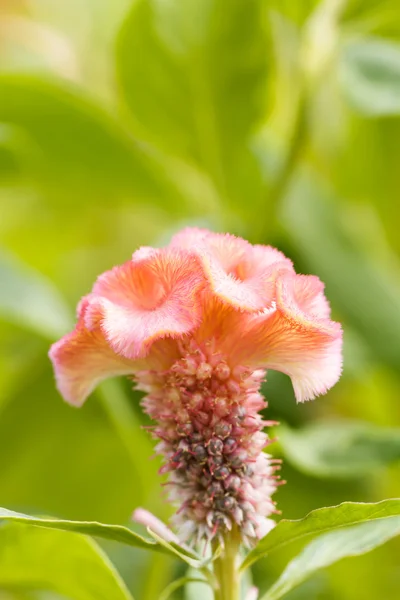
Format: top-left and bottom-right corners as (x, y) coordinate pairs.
(212, 527), (241, 600)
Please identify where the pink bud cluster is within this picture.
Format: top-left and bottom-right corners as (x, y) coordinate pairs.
(137, 339), (279, 544)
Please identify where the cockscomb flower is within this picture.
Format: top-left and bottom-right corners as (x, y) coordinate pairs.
(49, 228), (342, 546)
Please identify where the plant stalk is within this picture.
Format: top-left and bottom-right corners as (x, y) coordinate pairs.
(212, 527), (241, 600)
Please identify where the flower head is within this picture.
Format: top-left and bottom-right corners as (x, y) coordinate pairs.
(49, 229), (342, 544)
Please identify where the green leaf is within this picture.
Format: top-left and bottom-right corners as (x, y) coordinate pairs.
(0, 507), (158, 551)
(0, 252), (73, 338)
(241, 498), (400, 570)
(0, 522), (133, 600)
(0, 508), (202, 566)
(340, 37), (400, 116)
(278, 420), (400, 479)
(260, 516), (400, 600)
(116, 0), (269, 203)
(0, 73), (183, 207)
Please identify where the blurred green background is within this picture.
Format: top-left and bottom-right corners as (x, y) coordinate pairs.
(1, 0), (400, 598)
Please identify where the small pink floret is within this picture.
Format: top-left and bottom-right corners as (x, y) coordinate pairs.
(132, 508), (180, 544)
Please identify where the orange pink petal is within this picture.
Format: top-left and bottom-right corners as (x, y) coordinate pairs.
(86, 247), (207, 359)
(49, 299), (137, 406)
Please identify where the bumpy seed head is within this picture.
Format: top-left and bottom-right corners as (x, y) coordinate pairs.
(137, 340), (280, 545)
(223, 437), (237, 454)
(171, 449), (186, 467)
(243, 464), (254, 476)
(177, 422), (193, 437)
(208, 511), (230, 530)
(216, 495), (236, 512)
(241, 501), (256, 515)
(195, 411), (210, 426)
(215, 362), (230, 380)
(208, 481), (224, 496)
(208, 455), (224, 470)
(189, 393), (204, 411)
(192, 443), (207, 462)
(233, 405), (246, 421)
(196, 490), (213, 507)
(178, 439), (190, 452)
(208, 437), (224, 455)
(214, 421), (232, 439)
(224, 474), (241, 492)
(197, 362), (213, 381)
(199, 472), (211, 487)
(214, 465), (230, 480)
(229, 449), (248, 469)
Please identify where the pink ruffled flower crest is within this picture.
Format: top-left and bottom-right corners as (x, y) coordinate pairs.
(49, 246), (206, 405)
(171, 228), (295, 311)
(216, 272), (342, 402)
(49, 228), (343, 544)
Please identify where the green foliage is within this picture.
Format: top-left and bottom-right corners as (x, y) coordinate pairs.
(340, 38), (400, 116)
(0, 507), (209, 569)
(2, 501), (399, 599)
(278, 420), (400, 478)
(0, 74), (183, 209)
(0, 252), (72, 338)
(116, 0), (268, 211)
(260, 516), (400, 600)
(0, 523), (133, 600)
(0, 508), (165, 554)
(241, 499), (400, 570)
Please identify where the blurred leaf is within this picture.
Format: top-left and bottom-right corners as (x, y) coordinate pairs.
(278, 420), (400, 478)
(0, 74), (183, 207)
(0, 325), (46, 416)
(0, 507), (160, 551)
(342, 0), (400, 41)
(159, 576), (210, 600)
(0, 125), (21, 181)
(0, 508), (202, 566)
(0, 252), (160, 510)
(0, 252), (72, 338)
(0, 364), (158, 524)
(0, 146), (18, 179)
(96, 380), (160, 509)
(241, 498), (400, 569)
(260, 516), (400, 600)
(116, 0), (269, 205)
(0, 522), (133, 600)
(281, 173), (400, 372)
(340, 37), (400, 116)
